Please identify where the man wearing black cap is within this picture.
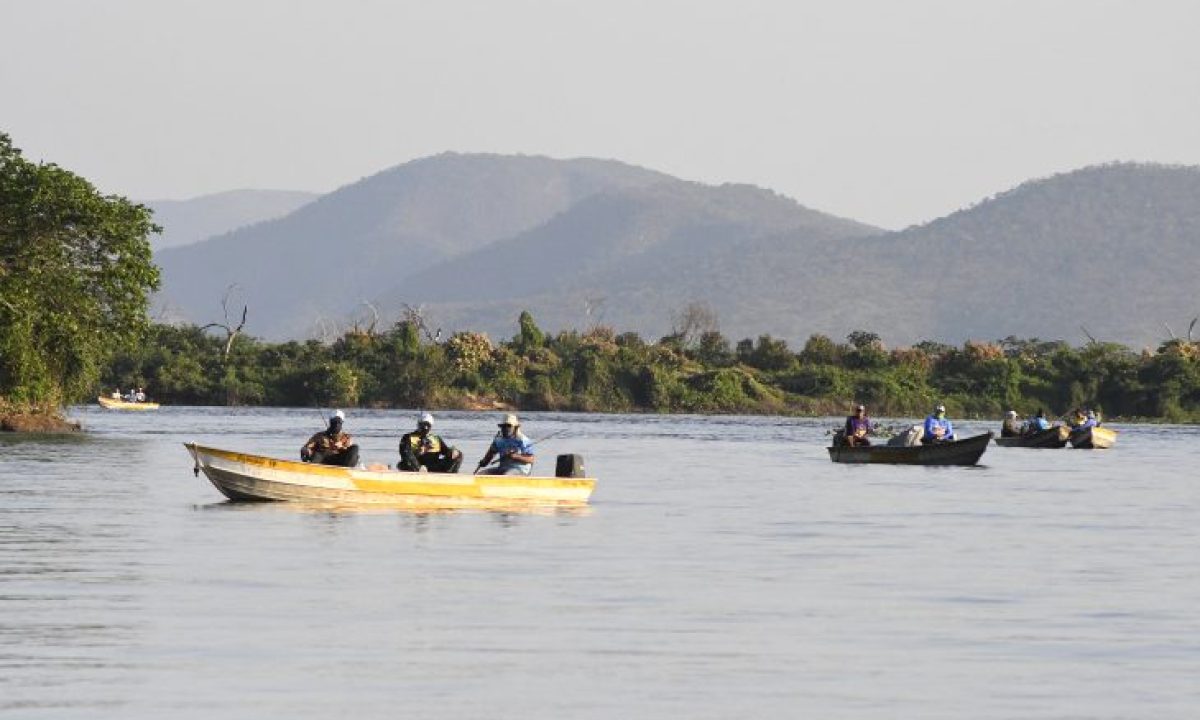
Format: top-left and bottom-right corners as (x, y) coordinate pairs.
(844, 404), (873, 447)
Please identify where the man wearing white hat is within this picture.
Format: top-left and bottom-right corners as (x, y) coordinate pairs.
(476, 413), (535, 475)
(301, 410), (360, 466)
(398, 412), (462, 473)
(1001, 410), (1022, 438)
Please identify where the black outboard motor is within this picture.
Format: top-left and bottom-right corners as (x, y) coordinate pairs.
(555, 453), (586, 478)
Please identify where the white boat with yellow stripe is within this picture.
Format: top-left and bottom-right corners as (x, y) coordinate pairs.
(185, 443), (596, 509)
(98, 395), (160, 411)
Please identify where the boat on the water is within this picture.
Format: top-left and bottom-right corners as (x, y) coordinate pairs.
(97, 396), (160, 411)
(827, 432), (993, 466)
(185, 443), (595, 508)
(994, 426), (1070, 449)
(1068, 426), (1117, 449)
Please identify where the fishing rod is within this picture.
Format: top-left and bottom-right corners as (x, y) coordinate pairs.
(473, 427), (574, 473)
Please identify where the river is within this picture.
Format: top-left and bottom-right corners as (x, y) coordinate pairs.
(2, 407), (1198, 719)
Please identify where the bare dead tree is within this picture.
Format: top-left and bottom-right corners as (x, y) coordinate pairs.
(349, 301), (380, 336)
(1188, 317), (1197, 343)
(1164, 322), (1177, 341)
(1080, 325), (1097, 344)
(584, 295), (608, 327)
(670, 301), (720, 349)
(400, 303), (440, 343)
(199, 284), (248, 361)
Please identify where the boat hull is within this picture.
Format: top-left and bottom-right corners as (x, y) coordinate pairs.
(994, 426), (1070, 448)
(1068, 426), (1117, 449)
(185, 443), (595, 508)
(827, 432), (993, 466)
(98, 396), (159, 411)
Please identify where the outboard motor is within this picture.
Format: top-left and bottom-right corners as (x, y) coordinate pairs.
(555, 453), (586, 478)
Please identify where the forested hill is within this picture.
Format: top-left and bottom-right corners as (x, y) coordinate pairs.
(153, 157), (1200, 349)
(144, 189), (317, 250)
(388, 162), (1200, 348)
(836, 162), (1200, 347)
(387, 180), (881, 335)
(153, 154), (674, 337)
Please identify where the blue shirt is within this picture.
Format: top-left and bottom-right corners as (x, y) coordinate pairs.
(492, 433), (535, 471)
(924, 415), (955, 441)
(1029, 416), (1051, 431)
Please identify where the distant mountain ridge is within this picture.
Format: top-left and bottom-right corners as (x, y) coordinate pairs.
(153, 156), (1200, 349)
(144, 189), (318, 250)
(155, 154), (675, 337)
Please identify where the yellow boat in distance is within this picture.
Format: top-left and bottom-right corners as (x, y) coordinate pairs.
(97, 396), (160, 411)
(184, 443), (596, 509)
(1068, 426), (1118, 449)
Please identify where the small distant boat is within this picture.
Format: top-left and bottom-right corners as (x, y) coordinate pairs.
(994, 426), (1071, 449)
(185, 443), (595, 508)
(827, 432), (993, 466)
(1068, 426), (1117, 449)
(97, 396), (160, 411)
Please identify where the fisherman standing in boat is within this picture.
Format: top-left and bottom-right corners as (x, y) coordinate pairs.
(398, 412), (463, 473)
(922, 404), (956, 443)
(301, 410), (360, 467)
(844, 404), (873, 446)
(475, 413), (535, 475)
(1001, 410), (1022, 437)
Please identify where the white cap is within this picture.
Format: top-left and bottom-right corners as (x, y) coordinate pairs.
(1006, 410), (1017, 417)
(935, 404), (946, 413)
(330, 409), (345, 421)
(499, 413), (519, 427)
(418, 412), (434, 426)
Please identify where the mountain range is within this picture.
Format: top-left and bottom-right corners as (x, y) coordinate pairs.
(143, 189), (318, 250)
(152, 155), (1200, 349)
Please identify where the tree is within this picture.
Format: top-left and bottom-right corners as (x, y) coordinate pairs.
(0, 133), (160, 410)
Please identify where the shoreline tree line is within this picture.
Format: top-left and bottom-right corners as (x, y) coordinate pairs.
(100, 311), (1200, 422)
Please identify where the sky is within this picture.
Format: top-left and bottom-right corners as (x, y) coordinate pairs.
(3, 0), (1198, 229)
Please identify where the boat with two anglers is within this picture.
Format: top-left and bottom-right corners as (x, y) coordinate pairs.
(97, 396), (160, 411)
(994, 425), (1071, 449)
(827, 432), (994, 466)
(1068, 426), (1118, 449)
(185, 443), (595, 509)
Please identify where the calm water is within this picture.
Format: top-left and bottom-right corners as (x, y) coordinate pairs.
(2, 408), (1198, 719)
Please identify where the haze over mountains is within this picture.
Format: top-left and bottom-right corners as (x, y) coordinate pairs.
(143, 190), (317, 250)
(153, 155), (1200, 349)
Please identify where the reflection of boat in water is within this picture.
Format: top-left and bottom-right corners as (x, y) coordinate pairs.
(1068, 426), (1118, 449)
(185, 443), (595, 508)
(97, 396), (160, 411)
(995, 426), (1070, 448)
(827, 432), (993, 466)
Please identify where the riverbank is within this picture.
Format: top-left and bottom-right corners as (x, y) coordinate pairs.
(0, 404), (81, 433)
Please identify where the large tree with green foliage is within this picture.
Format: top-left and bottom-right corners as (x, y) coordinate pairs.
(0, 133), (160, 410)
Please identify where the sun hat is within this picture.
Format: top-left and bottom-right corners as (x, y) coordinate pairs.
(419, 412), (434, 427)
(935, 404), (946, 413)
(499, 413), (520, 427)
(330, 409), (345, 421)
(1006, 410), (1017, 417)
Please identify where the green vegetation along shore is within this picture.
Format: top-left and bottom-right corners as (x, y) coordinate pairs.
(100, 313), (1200, 423)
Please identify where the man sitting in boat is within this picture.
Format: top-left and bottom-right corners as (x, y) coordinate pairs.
(1023, 408), (1051, 435)
(398, 412), (463, 473)
(1068, 408), (1099, 431)
(922, 404), (956, 443)
(134, 387), (146, 403)
(843, 404), (873, 446)
(1001, 410), (1022, 437)
(476, 414), (535, 475)
(300, 410), (360, 467)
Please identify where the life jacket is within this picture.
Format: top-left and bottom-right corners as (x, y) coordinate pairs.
(405, 433), (445, 455)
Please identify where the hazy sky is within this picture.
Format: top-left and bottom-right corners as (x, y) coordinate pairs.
(3, 0), (1198, 229)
